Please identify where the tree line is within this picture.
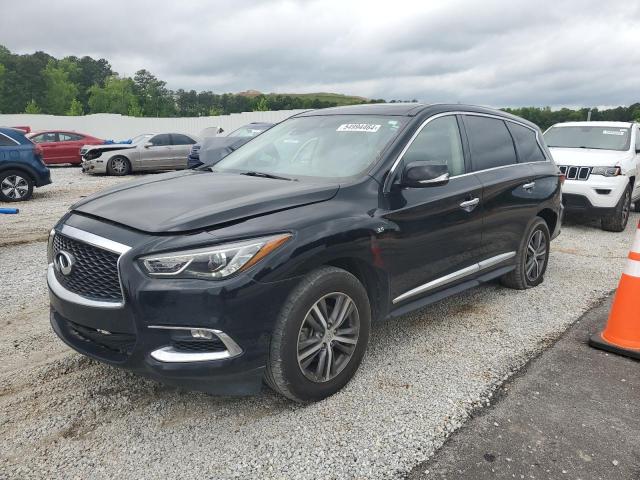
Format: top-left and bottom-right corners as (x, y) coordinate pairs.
(0, 45), (638, 129)
(0, 45), (383, 117)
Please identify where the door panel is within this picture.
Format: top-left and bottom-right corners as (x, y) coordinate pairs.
(138, 134), (173, 170)
(474, 164), (538, 258)
(379, 175), (485, 301)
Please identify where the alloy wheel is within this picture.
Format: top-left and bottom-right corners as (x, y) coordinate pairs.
(112, 158), (126, 174)
(1, 175), (29, 200)
(525, 229), (547, 283)
(297, 292), (360, 383)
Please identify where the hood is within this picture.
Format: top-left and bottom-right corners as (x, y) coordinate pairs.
(548, 147), (632, 167)
(83, 144), (136, 153)
(72, 170), (339, 233)
(199, 137), (247, 166)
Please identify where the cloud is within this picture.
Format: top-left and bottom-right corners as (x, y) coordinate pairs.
(2, 0), (639, 107)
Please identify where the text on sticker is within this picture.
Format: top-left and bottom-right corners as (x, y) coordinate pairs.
(336, 124), (381, 133)
(602, 130), (626, 136)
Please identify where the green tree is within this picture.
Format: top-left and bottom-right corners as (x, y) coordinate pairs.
(66, 98), (84, 116)
(24, 99), (41, 114)
(254, 96), (269, 111)
(0, 63), (5, 112)
(133, 69), (175, 116)
(43, 60), (78, 115)
(88, 75), (139, 115)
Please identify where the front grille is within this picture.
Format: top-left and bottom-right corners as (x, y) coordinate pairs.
(558, 165), (591, 181)
(52, 233), (122, 302)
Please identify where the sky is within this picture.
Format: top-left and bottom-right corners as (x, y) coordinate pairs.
(2, 0), (640, 108)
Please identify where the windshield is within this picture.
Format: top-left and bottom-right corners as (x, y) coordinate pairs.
(131, 134), (153, 144)
(544, 126), (631, 151)
(228, 125), (270, 138)
(214, 115), (407, 180)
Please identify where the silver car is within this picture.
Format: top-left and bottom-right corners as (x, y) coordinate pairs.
(81, 133), (198, 176)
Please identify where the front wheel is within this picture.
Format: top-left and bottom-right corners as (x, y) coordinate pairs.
(107, 156), (131, 176)
(265, 266), (371, 402)
(501, 217), (550, 290)
(601, 183), (632, 232)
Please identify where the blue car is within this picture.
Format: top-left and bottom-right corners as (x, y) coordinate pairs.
(0, 127), (51, 202)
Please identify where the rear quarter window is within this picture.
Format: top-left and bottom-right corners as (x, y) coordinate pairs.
(464, 116), (518, 171)
(0, 133), (18, 146)
(507, 122), (547, 162)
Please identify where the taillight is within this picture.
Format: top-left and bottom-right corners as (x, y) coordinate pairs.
(34, 144), (44, 157)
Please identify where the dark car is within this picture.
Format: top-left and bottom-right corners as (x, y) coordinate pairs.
(187, 122), (274, 169)
(47, 104), (562, 402)
(0, 127), (51, 202)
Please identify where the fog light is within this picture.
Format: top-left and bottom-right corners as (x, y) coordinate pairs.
(190, 328), (214, 339)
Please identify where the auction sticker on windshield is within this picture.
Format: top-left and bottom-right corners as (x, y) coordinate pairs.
(337, 123), (381, 133)
(603, 129), (626, 135)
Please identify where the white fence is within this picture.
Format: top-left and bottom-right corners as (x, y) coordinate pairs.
(0, 110), (307, 140)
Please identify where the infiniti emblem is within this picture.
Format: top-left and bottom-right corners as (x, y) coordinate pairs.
(54, 251), (75, 276)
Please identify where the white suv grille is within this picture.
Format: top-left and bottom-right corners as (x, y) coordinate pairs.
(558, 165), (591, 181)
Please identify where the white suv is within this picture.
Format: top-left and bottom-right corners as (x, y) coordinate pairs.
(544, 121), (640, 231)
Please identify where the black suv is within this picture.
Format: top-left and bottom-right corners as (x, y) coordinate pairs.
(48, 104), (562, 402)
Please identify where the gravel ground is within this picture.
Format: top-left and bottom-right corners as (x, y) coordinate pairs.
(0, 167), (148, 247)
(0, 169), (637, 479)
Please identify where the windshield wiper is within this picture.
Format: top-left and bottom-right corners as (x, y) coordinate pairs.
(240, 171), (295, 181)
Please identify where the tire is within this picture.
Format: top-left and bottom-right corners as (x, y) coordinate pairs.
(601, 183), (631, 232)
(0, 169), (34, 202)
(500, 217), (550, 290)
(106, 156), (131, 176)
(265, 266), (371, 402)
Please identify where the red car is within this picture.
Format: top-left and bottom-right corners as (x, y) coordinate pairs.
(27, 130), (104, 165)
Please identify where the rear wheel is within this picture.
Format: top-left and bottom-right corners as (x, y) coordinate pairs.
(601, 183), (631, 232)
(501, 217), (550, 290)
(107, 156), (131, 176)
(265, 266), (371, 402)
(0, 170), (33, 202)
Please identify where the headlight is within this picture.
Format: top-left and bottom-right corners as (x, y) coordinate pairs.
(139, 234), (291, 279)
(591, 166), (621, 177)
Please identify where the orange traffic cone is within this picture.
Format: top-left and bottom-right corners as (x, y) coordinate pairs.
(589, 221), (640, 360)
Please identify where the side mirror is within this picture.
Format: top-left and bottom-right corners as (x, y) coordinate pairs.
(401, 162), (450, 188)
(144, 142), (153, 148)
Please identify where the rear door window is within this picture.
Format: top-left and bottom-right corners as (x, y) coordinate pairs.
(150, 134), (171, 146)
(402, 116), (465, 176)
(464, 116), (518, 171)
(507, 123), (546, 162)
(59, 133), (84, 141)
(171, 134), (195, 145)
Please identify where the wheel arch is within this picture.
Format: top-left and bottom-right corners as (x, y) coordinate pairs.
(323, 257), (390, 322)
(0, 164), (36, 183)
(537, 208), (558, 236)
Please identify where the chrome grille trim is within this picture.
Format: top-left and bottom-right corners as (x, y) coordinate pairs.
(557, 165), (592, 181)
(48, 226), (131, 308)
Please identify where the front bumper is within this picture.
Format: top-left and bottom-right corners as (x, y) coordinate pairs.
(81, 159), (107, 174)
(562, 175), (628, 211)
(47, 219), (298, 395)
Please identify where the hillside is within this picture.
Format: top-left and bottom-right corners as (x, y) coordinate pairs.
(238, 90), (370, 106)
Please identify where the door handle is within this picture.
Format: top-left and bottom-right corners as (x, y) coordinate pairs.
(459, 197), (480, 212)
(523, 181), (536, 190)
